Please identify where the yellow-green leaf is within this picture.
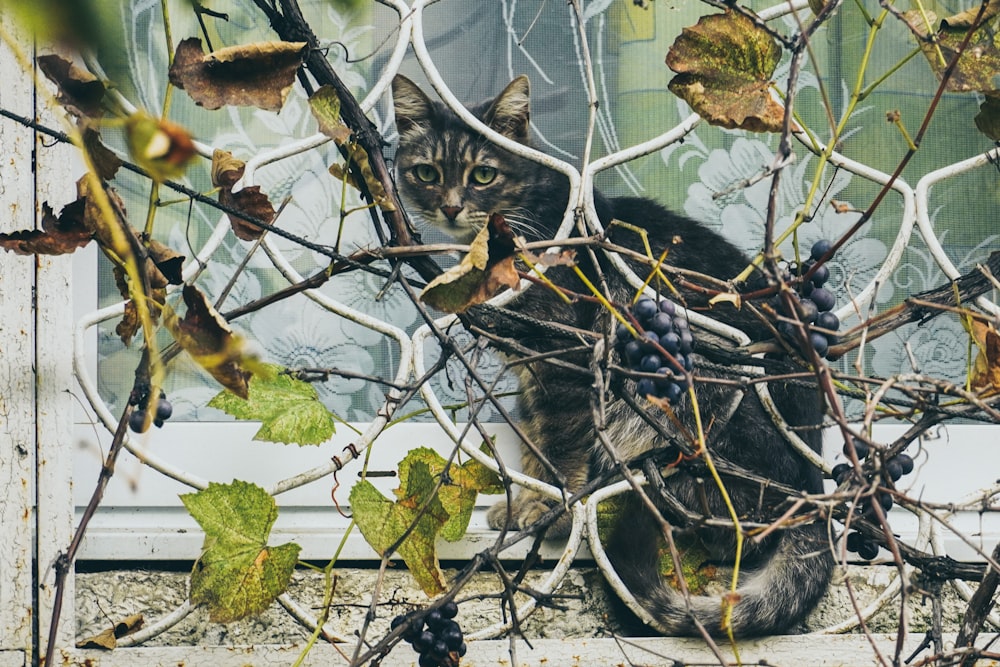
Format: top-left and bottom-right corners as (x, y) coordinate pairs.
(207, 364), (337, 445)
(349, 463), (450, 596)
(396, 447), (502, 542)
(666, 10), (785, 133)
(902, 9), (1000, 94)
(181, 481), (301, 623)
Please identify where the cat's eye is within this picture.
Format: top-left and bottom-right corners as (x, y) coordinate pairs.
(413, 164), (439, 183)
(470, 166), (497, 185)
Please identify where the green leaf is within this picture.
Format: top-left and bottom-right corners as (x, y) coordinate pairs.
(349, 462), (450, 596)
(181, 480), (301, 623)
(665, 10), (785, 133)
(396, 447), (503, 542)
(207, 364), (336, 445)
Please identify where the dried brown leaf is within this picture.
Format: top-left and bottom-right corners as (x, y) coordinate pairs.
(75, 613), (144, 650)
(82, 125), (123, 180)
(164, 285), (254, 398)
(971, 321), (1000, 395)
(169, 37), (307, 112)
(211, 150), (275, 240)
(37, 54), (106, 118)
(420, 214), (519, 313)
(0, 200), (92, 256)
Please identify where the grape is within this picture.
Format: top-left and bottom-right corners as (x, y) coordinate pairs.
(811, 239), (833, 261)
(810, 263), (830, 286)
(845, 438), (869, 460)
(649, 312), (673, 335)
(659, 332), (680, 354)
(639, 354), (662, 373)
(624, 340), (643, 365)
(442, 627), (464, 650)
(856, 539), (879, 561)
(796, 298), (819, 324)
(896, 453), (914, 475)
(845, 531), (863, 552)
(658, 299), (676, 316)
(639, 330), (660, 351)
(413, 630), (435, 652)
(885, 458), (903, 482)
(441, 601), (459, 619)
(816, 311), (840, 331)
(458, 642), (468, 657)
(831, 463), (851, 484)
(664, 382), (682, 403)
(155, 397), (173, 421)
(679, 331), (694, 354)
(430, 639), (449, 659)
(425, 610), (444, 631)
(637, 378), (657, 398)
(418, 653), (439, 667)
(633, 297), (657, 320)
(808, 332), (829, 357)
(809, 287), (836, 312)
(129, 409), (150, 434)
(153, 418), (165, 429)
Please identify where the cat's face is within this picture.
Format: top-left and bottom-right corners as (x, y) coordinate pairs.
(392, 75), (544, 243)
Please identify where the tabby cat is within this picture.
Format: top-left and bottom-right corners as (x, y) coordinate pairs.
(391, 74), (833, 637)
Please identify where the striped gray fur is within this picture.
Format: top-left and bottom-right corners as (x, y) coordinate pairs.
(392, 74), (833, 637)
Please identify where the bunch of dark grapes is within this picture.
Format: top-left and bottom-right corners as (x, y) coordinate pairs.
(392, 601), (466, 667)
(128, 389), (174, 434)
(615, 296), (694, 404)
(772, 239), (841, 358)
(831, 438), (915, 561)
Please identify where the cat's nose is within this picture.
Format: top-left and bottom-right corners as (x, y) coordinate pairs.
(440, 206), (463, 221)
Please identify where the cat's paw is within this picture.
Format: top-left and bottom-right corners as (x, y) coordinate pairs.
(486, 492), (573, 538)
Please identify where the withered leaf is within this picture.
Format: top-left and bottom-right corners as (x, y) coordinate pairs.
(125, 112), (196, 183)
(82, 125), (123, 180)
(970, 321), (1000, 396)
(520, 247), (577, 267)
(75, 613), (144, 650)
(420, 213), (519, 313)
(940, 0), (1000, 29)
(902, 10), (1000, 94)
(666, 10), (787, 133)
(169, 37), (307, 112)
(211, 149), (246, 189)
(0, 200), (92, 255)
(211, 150), (276, 240)
(37, 54), (106, 118)
(164, 284), (254, 398)
(308, 86), (353, 144)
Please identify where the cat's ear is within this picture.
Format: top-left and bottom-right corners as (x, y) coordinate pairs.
(392, 74), (434, 136)
(485, 76), (530, 142)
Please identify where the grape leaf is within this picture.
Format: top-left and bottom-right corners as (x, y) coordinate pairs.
(207, 364), (337, 445)
(665, 10), (785, 133)
(350, 461), (450, 596)
(169, 37), (307, 112)
(82, 126), (123, 180)
(211, 149), (276, 241)
(0, 199), (92, 255)
(163, 284), (255, 398)
(902, 10), (1000, 94)
(420, 213), (520, 313)
(181, 481), (301, 623)
(395, 447), (503, 542)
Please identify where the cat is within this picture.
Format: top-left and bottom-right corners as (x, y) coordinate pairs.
(391, 73), (833, 637)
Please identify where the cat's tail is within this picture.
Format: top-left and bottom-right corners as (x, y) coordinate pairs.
(607, 514), (833, 637)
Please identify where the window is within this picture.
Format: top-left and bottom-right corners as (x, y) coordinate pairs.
(3, 0), (995, 659)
